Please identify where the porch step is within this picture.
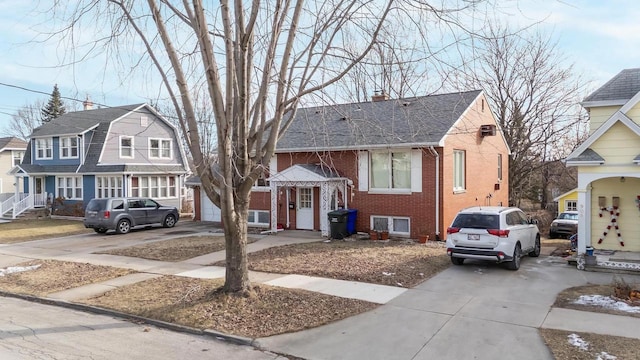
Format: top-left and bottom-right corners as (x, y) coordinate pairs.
(11, 208), (50, 221)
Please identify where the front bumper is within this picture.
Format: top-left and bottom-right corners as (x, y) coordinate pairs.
(447, 247), (514, 263)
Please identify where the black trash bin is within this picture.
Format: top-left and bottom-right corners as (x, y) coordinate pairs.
(328, 209), (350, 239)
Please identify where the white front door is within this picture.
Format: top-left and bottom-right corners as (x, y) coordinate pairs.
(296, 187), (314, 230)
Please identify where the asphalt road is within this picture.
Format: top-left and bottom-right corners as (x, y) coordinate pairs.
(0, 296), (284, 360)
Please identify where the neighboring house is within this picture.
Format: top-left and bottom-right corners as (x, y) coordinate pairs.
(553, 189), (578, 214)
(567, 68), (640, 257)
(190, 90), (510, 240)
(0, 137), (27, 195)
(5, 103), (189, 218)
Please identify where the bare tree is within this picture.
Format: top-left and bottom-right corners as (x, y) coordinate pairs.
(455, 23), (589, 207)
(44, 0), (491, 294)
(2, 100), (45, 140)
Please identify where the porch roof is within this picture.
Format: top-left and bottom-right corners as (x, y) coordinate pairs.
(268, 164), (347, 184)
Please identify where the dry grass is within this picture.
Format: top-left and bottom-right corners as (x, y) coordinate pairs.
(0, 260), (134, 296)
(540, 329), (640, 360)
(243, 240), (450, 287)
(95, 235), (258, 262)
(0, 219), (91, 244)
(81, 275), (377, 338)
(541, 238), (573, 257)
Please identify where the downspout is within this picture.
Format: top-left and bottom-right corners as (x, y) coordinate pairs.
(286, 187), (290, 228)
(428, 146), (440, 238)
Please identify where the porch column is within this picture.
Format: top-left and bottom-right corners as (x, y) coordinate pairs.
(270, 182), (278, 233)
(577, 187), (589, 257)
(320, 182), (329, 237)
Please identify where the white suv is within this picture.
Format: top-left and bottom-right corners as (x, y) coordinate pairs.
(446, 206), (540, 270)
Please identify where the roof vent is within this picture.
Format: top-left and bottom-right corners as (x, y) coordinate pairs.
(480, 124), (496, 137)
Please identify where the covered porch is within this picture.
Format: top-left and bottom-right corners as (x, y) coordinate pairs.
(1, 169), (49, 219)
(268, 164), (351, 237)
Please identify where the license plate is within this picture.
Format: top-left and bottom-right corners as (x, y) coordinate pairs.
(468, 234), (480, 240)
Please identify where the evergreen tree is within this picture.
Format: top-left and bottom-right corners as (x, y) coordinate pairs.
(41, 84), (66, 123)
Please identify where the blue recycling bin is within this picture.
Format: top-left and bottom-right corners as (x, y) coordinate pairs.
(346, 209), (357, 235)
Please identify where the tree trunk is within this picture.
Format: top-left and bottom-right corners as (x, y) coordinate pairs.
(221, 191), (250, 294)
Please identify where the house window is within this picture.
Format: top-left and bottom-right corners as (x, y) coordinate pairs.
(371, 215), (410, 236)
(57, 176), (82, 199)
(12, 151), (24, 166)
(120, 136), (134, 158)
(370, 151), (410, 190)
(248, 210), (270, 227)
(453, 150), (465, 191)
(565, 200), (577, 211)
(149, 138), (172, 159)
(96, 176), (123, 198)
(60, 136), (79, 159)
(140, 116), (148, 127)
(497, 154), (502, 181)
(130, 176), (177, 199)
(35, 138), (53, 160)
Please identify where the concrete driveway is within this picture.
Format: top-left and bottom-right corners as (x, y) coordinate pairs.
(257, 256), (638, 360)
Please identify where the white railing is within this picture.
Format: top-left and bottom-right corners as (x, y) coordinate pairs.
(12, 194), (34, 219)
(1, 195), (15, 216)
(34, 193), (48, 208)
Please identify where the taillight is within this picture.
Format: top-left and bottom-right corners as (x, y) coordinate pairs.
(447, 227), (460, 234)
(487, 229), (509, 237)
(103, 211), (110, 219)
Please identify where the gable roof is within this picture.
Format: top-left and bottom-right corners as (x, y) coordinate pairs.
(268, 164), (346, 183)
(582, 68), (640, 107)
(275, 90), (482, 152)
(30, 104), (145, 138)
(566, 111), (640, 166)
(0, 137), (27, 151)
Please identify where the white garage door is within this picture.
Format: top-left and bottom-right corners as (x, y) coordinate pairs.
(200, 190), (221, 222)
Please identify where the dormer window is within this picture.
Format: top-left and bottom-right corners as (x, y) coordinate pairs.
(60, 136), (79, 159)
(35, 138), (53, 160)
(120, 136), (134, 158)
(149, 138), (172, 159)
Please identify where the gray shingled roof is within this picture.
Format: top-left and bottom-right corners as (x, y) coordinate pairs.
(298, 164), (343, 178)
(276, 90), (482, 151)
(584, 68), (640, 103)
(30, 104), (144, 137)
(566, 148), (605, 163)
(0, 137), (27, 151)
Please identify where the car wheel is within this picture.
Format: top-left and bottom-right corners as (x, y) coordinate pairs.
(529, 235), (541, 257)
(548, 231), (556, 239)
(163, 214), (177, 228)
(116, 219), (131, 234)
(451, 257), (465, 266)
(507, 243), (521, 270)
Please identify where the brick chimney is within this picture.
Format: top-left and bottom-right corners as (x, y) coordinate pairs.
(371, 90), (389, 102)
(83, 95), (93, 110)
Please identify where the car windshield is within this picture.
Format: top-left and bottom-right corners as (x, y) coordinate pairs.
(558, 213), (578, 220)
(451, 214), (499, 229)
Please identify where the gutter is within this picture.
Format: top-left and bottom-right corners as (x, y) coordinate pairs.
(428, 146), (440, 238)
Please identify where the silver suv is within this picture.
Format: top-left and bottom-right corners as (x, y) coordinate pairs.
(549, 211), (578, 239)
(446, 206), (540, 270)
(84, 198), (179, 234)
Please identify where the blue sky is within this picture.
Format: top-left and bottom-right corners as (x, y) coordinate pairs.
(1, 1), (639, 134)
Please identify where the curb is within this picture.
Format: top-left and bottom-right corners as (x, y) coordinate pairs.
(0, 290), (256, 347)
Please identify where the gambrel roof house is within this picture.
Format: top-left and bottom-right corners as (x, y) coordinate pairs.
(191, 90), (511, 239)
(567, 68), (640, 270)
(4, 103), (189, 218)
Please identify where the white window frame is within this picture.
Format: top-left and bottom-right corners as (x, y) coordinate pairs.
(497, 153), (502, 181)
(35, 138), (53, 160)
(96, 176), (123, 198)
(59, 136), (79, 159)
(369, 150), (412, 192)
(56, 176), (83, 200)
(453, 150), (466, 192)
(149, 138), (172, 159)
(120, 136), (134, 159)
(565, 200), (577, 211)
(130, 175), (177, 199)
(248, 210), (270, 228)
(12, 150), (24, 166)
(370, 215), (410, 237)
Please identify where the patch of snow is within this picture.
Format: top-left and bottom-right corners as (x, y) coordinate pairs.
(0, 264), (41, 277)
(597, 352), (617, 360)
(474, 268), (483, 274)
(567, 333), (589, 350)
(382, 272), (395, 276)
(573, 295), (640, 314)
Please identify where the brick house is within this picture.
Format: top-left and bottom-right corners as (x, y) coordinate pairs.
(191, 90), (510, 240)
